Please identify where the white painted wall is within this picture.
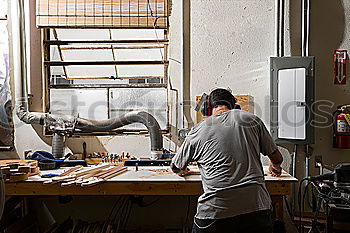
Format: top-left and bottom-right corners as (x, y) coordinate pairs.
(190, 0), (276, 123)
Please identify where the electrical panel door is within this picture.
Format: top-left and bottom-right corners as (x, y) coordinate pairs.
(277, 68), (306, 140)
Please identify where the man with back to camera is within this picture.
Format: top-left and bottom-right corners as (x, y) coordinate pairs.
(171, 88), (283, 233)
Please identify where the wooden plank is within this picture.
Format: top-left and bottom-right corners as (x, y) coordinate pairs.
(195, 94), (254, 123)
(235, 94), (254, 113)
(0, 160), (38, 167)
(5, 180), (290, 196)
(266, 182), (291, 195)
(0, 160), (39, 182)
(5, 181), (203, 196)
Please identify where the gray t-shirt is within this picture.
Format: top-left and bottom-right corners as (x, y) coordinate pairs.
(172, 110), (277, 219)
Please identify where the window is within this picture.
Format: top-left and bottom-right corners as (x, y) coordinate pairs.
(0, 0), (8, 87)
(37, 0), (171, 134)
(36, 0), (170, 29)
(0, 0), (13, 149)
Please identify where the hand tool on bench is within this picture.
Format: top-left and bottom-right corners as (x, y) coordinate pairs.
(62, 166), (124, 187)
(59, 165), (83, 176)
(81, 166), (127, 187)
(50, 164), (110, 183)
(43, 165), (83, 184)
(64, 166), (116, 186)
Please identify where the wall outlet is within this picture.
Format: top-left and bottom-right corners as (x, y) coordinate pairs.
(315, 155), (322, 168)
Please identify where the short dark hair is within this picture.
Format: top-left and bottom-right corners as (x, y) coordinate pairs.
(209, 88), (236, 109)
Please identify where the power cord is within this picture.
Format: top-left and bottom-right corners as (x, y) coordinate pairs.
(298, 178), (308, 233)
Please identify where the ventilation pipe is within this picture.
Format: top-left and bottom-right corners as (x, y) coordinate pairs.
(52, 133), (66, 158)
(12, 0), (163, 159)
(76, 111), (163, 158)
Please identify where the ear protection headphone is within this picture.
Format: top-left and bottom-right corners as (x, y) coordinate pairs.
(198, 92), (241, 116)
(201, 96), (212, 116)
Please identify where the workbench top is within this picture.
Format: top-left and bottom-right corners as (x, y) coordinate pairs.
(5, 165), (296, 196)
(27, 165), (297, 182)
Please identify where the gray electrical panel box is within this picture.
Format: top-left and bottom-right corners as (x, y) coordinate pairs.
(270, 56), (315, 144)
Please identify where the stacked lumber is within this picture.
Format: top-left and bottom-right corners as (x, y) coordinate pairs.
(0, 160), (40, 182)
(44, 164), (128, 187)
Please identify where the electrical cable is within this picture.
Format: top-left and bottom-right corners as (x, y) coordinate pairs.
(284, 196), (295, 225)
(114, 197), (128, 226)
(121, 199), (132, 229)
(122, 199), (133, 230)
(104, 196), (124, 232)
(302, 181), (312, 222)
(121, 198), (132, 230)
(310, 195), (323, 232)
(114, 197), (129, 233)
(309, 181), (350, 232)
(298, 177), (308, 233)
(107, 196), (123, 222)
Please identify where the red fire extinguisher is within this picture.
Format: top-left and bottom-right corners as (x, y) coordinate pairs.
(333, 105), (350, 149)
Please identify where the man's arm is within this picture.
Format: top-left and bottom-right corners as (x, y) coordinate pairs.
(170, 162), (190, 176)
(171, 136), (195, 176)
(267, 149), (283, 177)
(257, 117), (283, 177)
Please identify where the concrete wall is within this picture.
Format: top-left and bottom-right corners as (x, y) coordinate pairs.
(5, 0), (350, 175)
(306, 0), (350, 171)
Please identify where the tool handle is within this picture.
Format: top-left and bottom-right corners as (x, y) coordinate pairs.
(98, 167), (125, 179)
(92, 166), (117, 178)
(74, 164), (110, 176)
(81, 178), (102, 187)
(103, 167), (128, 180)
(61, 179), (79, 187)
(59, 165), (83, 177)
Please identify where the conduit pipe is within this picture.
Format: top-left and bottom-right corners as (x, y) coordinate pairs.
(12, 0), (163, 159)
(302, 0), (310, 56)
(275, 0), (285, 57)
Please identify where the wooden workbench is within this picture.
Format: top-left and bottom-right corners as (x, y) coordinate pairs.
(5, 166), (297, 221)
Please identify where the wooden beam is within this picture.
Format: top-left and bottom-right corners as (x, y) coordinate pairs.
(5, 181), (291, 196)
(195, 94), (254, 123)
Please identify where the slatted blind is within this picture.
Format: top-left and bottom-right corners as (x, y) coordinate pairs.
(36, 0), (171, 29)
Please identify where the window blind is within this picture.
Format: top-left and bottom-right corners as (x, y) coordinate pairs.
(36, 0), (171, 29)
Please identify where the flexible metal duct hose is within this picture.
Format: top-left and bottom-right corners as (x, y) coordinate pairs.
(13, 0), (46, 124)
(52, 133), (65, 159)
(76, 111), (163, 152)
(0, 169), (5, 222)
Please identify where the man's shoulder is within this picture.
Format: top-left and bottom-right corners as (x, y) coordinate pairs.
(195, 110), (262, 128)
(228, 109), (259, 119)
(228, 110), (262, 126)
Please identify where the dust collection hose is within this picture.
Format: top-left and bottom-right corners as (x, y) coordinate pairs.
(52, 133), (66, 159)
(76, 111), (163, 152)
